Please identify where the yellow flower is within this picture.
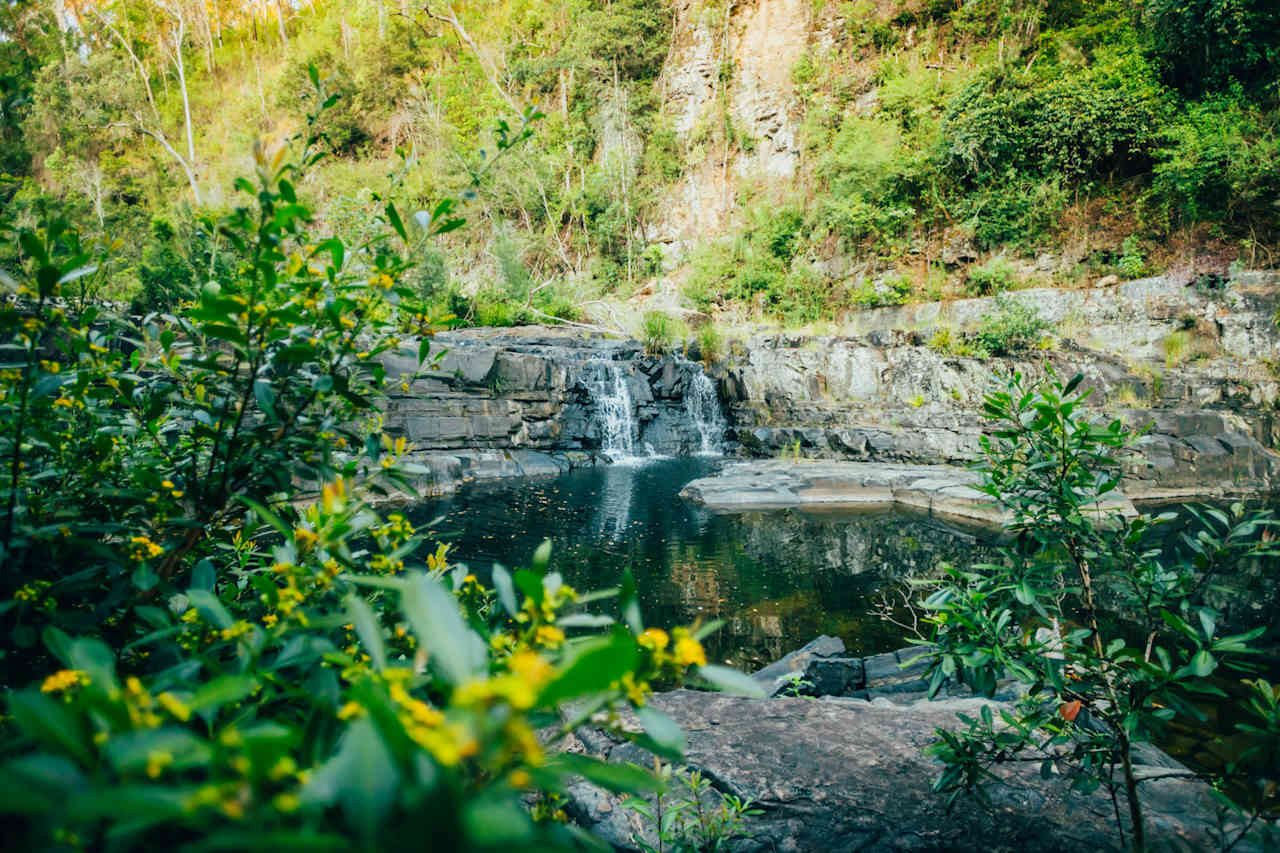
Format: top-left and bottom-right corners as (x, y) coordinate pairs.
(639, 628), (669, 651)
(262, 613), (278, 627)
(621, 672), (649, 705)
(146, 750), (173, 779)
(673, 636), (707, 668)
(535, 625), (565, 649)
(157, 692), (191, 721)
(41, 669), (87, 693)
(337, 701), (364, 720)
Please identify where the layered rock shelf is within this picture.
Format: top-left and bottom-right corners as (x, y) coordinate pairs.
(371, 272), (1280, 501)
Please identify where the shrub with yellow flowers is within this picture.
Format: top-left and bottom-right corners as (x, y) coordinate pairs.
(1, 484), (760, 852)
(0, 78), (760, 852)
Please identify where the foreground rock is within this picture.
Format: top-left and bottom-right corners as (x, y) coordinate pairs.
(565, 689), (1256, 853)
(679, 460), (1136, 527)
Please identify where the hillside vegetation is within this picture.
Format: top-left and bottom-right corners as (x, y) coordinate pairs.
(2, 0), (1278, 330)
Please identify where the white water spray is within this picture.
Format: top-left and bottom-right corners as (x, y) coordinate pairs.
(589, 359), (639, 461)
(685, 370), (727, 455)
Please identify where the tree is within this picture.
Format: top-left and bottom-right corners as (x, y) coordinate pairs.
(917, 370), (1279, 851)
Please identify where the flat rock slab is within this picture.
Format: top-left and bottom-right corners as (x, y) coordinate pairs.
(680, 460), (1138, 527)
(567, 690), (1257, 853)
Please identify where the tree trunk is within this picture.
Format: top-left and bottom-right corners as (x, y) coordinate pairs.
(276, 0), (289, 53)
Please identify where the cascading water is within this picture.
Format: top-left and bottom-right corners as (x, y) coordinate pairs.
(685, 370), (727, 455)
(588, 359), (639, 461)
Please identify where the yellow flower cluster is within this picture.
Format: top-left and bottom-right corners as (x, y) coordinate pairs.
(41, 669), (87, 693)
(14, 579), (51, 603)
(128, 535), (164, 561)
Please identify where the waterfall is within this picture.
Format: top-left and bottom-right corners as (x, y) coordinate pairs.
(685, 370), (727, 455)
(588, 359), (638, 461)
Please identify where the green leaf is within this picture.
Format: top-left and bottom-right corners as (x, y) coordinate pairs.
(192, 559), (216, 592)
(697, 665), (766, 698)
(345, 595), (387, 672)
(491, 563), (517, 616)
(187, 589), (233, 630)
(385, 202), (408, 242)
(9, 691), (94, 765)
(1189, 650), (1216, 678)
(105, 727), (212, 775)
(538, 629), (638, 708)
(531, 538), (553, 572)
(401, 573), (482, 684)
(634, 706), (686, 761)
(191, 675), (259, 715)
(239, 497), (291, 538)
(0, 754), (86, 814)
(302, 719), (398, 839)
(539, 754), (663, 795)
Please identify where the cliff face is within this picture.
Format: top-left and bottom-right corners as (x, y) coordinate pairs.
(653, 0), (819, 246)
(721, 271), (1280, 498)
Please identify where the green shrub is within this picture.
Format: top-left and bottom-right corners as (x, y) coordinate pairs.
(940, 51), (1170, 183)
(916, 370), (1279, 850)
(955, 174), (1070, 249)
(695, 322), (724, 365)
(0, 106), (759, 852)
(1144, 0), (1280, 94)
(964, 257), (1019, 297)
(642, 309), (686, 355)
(814, 116), (920, 244)
(1150, 96), (1280, 233)
(972, 295), (1049, 355)
(409, 244), (451, 301)
(279, 52), (371, 155)
(1117, 235), (1149, 279)
(851, 273), (911, 309)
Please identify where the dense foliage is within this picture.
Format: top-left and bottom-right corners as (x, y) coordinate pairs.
(916, 371), (1280, 850)
(1, 0), (1277, 329)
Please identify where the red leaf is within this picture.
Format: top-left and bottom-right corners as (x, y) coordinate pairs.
(1059, 700), (1082, 722)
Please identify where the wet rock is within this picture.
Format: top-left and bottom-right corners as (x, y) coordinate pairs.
(679, 460), (1140, 527)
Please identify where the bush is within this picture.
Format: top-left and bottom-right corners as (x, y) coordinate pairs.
(916, 370), (1280, 850)
(279, 53), (372, 156)
(1144, 0), (1280, 95)
(0, 109), (759, 851)
(940, 52), (1170, 184)
(1150, 97), (1280, 233)
(851, 273), (911, 309)
(695, 322), (724, 365)
(955, 174), (1070, 249)
(972, 295), (1049, 355)
(964, 257), (1019, 297)
(814, 116), (920, 244)
(642, 309), (686, 355)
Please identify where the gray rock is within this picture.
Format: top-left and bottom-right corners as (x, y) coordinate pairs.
(801, 655), (865, 696)
(565, 690), (1260, 853)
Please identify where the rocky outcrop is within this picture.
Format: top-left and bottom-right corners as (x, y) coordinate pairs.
(720, 272), (1280, 497)
(680, 460), (1138, 526)
(564, 689), (1255, 853)
(374, 327), (726, 493)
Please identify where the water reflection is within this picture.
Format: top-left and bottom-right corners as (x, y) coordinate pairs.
(407, 458), (1004, 670)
